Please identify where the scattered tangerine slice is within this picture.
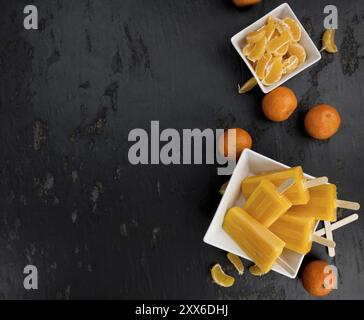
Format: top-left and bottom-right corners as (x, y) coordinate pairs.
(219, 181), (229, 195)
(266, 30), (291, 55)
(242, 42), (255, 56)
(255, 53), (272, 80)
(227, 253), (244, 275)
(283, 55), (299, 74)
(238, 77), (257, 93)
(264, 16), (276, 40)
(247, 36), (267, 62)
(322, 29), (338, 53)
(287, 43), (306, 65)
(273, 42), (289, 56)
(283, 18), (301, 42)
(246, 28), (265, 43)
(249, 265), (268, 276)
(211, 264), (235, 287)
(262, 56), (283, 86)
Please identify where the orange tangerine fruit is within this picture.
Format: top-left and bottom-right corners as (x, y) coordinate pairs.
(242, 42), (255, 56)
(255, 53), (272, 80)
(247, 36), (267, 62)
(232, 0), (262, 7)
(322, 29), (338, 53)
(287, 43), (306, 65)
(262, 56), (283, 86)
(218, 128), (253, 159)
(266, 30), (291, 55)
(304, 104), (341, 140)
(262, 86), (298, 121)
(227, 253), (244, 275)
(238, 77), (257, 93)
(283, 55), (299, 74)
(246, 28), (265, 43)
(283, 18), (301, 42)
(211, 264), (235, 287)
(273, 42), (289, 56)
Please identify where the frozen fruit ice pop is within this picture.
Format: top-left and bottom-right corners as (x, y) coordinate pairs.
(269, 212), (316, 255)
(242, 179), (292, 227)
(270, 211), (336, 255)
(289, 183), (360, 222)
(223, 206), (285, 274)
(241, 166), (327, 205)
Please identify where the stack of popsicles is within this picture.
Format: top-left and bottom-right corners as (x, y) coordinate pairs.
(223, 166), (360, 274)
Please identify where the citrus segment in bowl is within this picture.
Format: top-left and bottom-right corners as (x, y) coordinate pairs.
(246, 28), (266, 43)
(287, 43), (306, 65)
(255, 53), (272, 80)
(266, 30), (291, 55)
(283, 18), (301, 42)
(262, 56), (283, 86)
(283, 55), (299, 74)
(247, 36), (267, 62)
(273, 42), (289, 56)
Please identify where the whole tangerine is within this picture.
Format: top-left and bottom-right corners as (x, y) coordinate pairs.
(304, 104), (341, 140)
(218, 128), (253, 160)
(301, 260), (336, 297)
(232, 0), (262, 7)
(262, 87), (298, 122)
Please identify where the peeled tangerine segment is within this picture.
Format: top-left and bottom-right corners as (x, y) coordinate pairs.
(283, 18), (302, 42)
(255, 53), (272, 80)
(239, 77), (257, 93)
(247, 28), (266, 43)
(210, 264), (235, 287)
(322, 29), (338, 53)
(273, 42), (289, 56)
(262, 56), (283, 86)
(249, 265), (268, 276)
(223, 207), (285, 274)
(266, 30), (291, 54)
(227, 252), (244, 275)
(288, 43), (306, 65)
(264, 16), (276, 40)
(275, 19), (293, 39)
(283, 55), (299, 74)
(242, 42), (255, 56)
(247, 36), (267, 62)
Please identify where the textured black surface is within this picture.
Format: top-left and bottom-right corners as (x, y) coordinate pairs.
(0, 0), (363, 299)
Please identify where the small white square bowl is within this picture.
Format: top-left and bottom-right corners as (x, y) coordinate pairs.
(231, 3), (322, 93)
(203, 149), (317, 279)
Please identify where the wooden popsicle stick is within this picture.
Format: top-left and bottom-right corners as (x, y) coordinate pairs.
(311, 234), (336, 248)
(315, 214), (359, 236)
(303, 177), (328, 189)
(276, 178), (295, 195)
(277, 257), (296, 275)
(336, 200), (360, 210)
(324, 221), (335, 257)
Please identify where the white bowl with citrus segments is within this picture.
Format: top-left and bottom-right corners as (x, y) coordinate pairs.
(231, 3), (321, 94)
(203, 149), (320, 279)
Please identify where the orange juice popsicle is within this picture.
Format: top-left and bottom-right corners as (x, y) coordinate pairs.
(241, 166), (328, 205)
(270, 212), (336, 255)
(242, 179), (293, 227)
(223, 207), (285, 273)
(289, 183), (360, 222)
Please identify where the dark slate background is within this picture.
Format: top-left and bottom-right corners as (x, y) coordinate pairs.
(0, 0), (363, 299)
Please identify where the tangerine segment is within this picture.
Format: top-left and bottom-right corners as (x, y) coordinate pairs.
(322, 29), (338, 53)
(264, 16), (276, 40)
(262, 56), (283, 86)
(275, 18), (293, 40)
(283, 55), (299, 74)
(246, 28), (265, 43)
(255, 53), (272, 80)
(266, 30), (291, 54)
(273, 42), (289, 56)
(247, 36), (267, 62)
(283, 18), (301, 42)
(211, 264), (235, 287)
(238, 77), (257, 93)
(227, 253), (244, 275)
(242, 42), (255, 56)
(249, 265), (268, 276)
(287, 43), (306, 65)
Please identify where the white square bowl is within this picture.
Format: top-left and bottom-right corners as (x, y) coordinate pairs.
(231, 3), (322, 93)
(203, 149), (317, 279)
